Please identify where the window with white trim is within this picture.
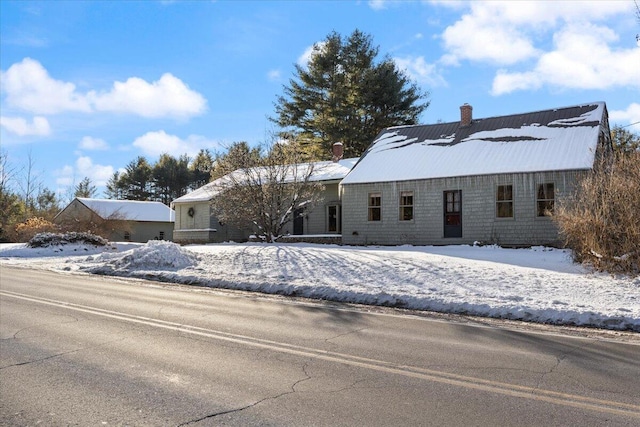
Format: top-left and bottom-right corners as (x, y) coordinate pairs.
(368, 193), (381, 221)
(537, 183), (555, 216)
(399, 191), (414, 221)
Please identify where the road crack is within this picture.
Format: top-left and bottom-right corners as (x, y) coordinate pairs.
(0, 329), (146, 370)
(533, 340), (594, 391)
(176, 362), (313, 426)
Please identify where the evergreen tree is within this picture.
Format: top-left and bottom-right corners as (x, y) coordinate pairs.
(274, 29), (429, 159)
(611, 125), (640, 156)
(74, 177), (98, 198)
(211, 142), (262, 180)
(105, 172), (125, 199)
(190, 149), (214, 189)
(152, 154), (192, 205)
(35, 188), (60, 220)
(122, 156), (153, 201)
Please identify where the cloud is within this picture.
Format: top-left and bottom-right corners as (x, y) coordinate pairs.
(1, 58), (91, 114)
(55, 156), (114, 187)
(297, 42), (326, 67)
(368, 0), (386, 11)
(393, 56), (447, 87)
(88, 73), (207, 119)
(132, 130), (221, 158)
(0, 115), (51, 136)
(1, 58), (207, 119)
(610, 103), (640, 132)
(438, 1), (633, 67)
(267, 69), (281, 81)
(492, 23), (640, 95)
(79, 136), (109, 150)
(441, 13), (538, 66)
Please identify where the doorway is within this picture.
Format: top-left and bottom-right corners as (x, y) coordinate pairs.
(444, 190), (462, 238)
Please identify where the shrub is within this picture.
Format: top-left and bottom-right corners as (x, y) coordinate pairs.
(28, 232), (109, 248)
(554, 152), (640, 274)
(13, 217), (59, 243)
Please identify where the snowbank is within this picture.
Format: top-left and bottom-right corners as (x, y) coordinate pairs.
(1, 241), (638, 332)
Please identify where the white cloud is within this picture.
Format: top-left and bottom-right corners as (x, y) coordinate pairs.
(297, 42), (326, 67)
(0, 115), (51, 136)
(267, 69), (281, 81)
(0, 58), (91, 114)
(132, 130), (221, 158)
(368, 0), (386, 11)
(491, 23), (640, 95)
(610, 103), (640, 133)
(79, 136), (109, 150)
(393, 56), (447, 87)
(1, 58), (207, 119)
(55, 156), (114, 188)
(88, 73), (207, 119)
(438, 1), (633, 66)
(441, 13), (539, 65)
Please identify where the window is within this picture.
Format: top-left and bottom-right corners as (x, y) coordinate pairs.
(537, 183), (555, 216)
(159, 231), (165, 240)
(124, 231), (131, 241)
(496, 185), (513, 218)
(368, 193), (381, 221)
(399, 191), (414, 221)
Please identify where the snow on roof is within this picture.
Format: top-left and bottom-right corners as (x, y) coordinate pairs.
(77, 198), (175, 222)
(173, 157), (358, 204)
(341, 102), (607, 185)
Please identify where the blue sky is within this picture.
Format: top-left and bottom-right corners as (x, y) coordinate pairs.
(1, 0), (639, 200)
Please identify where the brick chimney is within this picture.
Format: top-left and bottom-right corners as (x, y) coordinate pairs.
(332, 142), (344, 162)
(460, 103), (473, 127)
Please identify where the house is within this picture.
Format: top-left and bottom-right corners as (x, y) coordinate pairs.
(172, 144), (358, 244)
(340, 102), (613, 247)
(54, 197), (175, 243)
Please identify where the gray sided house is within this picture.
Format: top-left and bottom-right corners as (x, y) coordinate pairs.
(172, 156), (358, 244)
(340, 102), (612, 247)
(54, 198), (175, 243)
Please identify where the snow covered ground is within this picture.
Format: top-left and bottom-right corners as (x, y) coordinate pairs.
(1, 240), (638, 332)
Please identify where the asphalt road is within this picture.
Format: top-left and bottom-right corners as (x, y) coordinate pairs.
(1, 266), (639, 426)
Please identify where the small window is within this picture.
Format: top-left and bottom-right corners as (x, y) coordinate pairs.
(496, 185), (513, 218)
(159, 231), (165, 240)
(124, 231), (131, 241)
(399, 191), (413, 221)
(368, 193), (381, 221)
(537, 183), (555, 216)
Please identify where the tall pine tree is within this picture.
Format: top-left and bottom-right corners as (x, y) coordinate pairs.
(274, 30), (429, 159)
(74, 177), (97, 198)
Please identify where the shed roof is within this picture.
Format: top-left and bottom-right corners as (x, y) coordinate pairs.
(341, 102), (607, 185)
(75, 198), (175, 222)
(173, 157), (358, 204)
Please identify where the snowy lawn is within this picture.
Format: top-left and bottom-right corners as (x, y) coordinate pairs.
(1, 240), (638, 332)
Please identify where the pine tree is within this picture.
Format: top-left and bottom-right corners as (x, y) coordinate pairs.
(274, 29), (429, 159)
(190, 149), (214, 190)
(74, 177), (98, 198)
(105, 172), (125, 199)
(611, 125), (640, 156)
(122, 157), (153, 201)
(152, 154), (192, 205)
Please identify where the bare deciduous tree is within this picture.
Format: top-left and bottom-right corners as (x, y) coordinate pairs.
(209, 140), (325, 242)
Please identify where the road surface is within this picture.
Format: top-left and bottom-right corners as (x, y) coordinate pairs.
(1, 266), (639, 426)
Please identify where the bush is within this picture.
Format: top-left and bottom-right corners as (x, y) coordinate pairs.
(28, 232), (109, 248)
(554, 152), (640, 274)
(13, 217), (59, 243)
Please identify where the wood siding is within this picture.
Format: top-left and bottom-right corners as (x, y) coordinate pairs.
(341, 170), (587, 247)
